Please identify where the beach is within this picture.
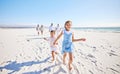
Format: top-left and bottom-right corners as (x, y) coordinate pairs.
(0, 28), (120, 74)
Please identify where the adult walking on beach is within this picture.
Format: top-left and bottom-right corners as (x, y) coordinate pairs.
(40, 25), (44, 35)
(55, 24), (61, 36)
(36, 24), (40, 35)
(49, 23), (54, 32)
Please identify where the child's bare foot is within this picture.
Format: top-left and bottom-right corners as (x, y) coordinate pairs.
(51, 59), (54, 62)
(69, 66), (72, 71)
(68, 63), (72, 71)
(63, 60), (66, 65)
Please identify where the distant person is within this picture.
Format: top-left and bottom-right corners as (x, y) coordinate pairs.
(54, 20), (86, 71)
(40, 25), (44, 35)
(55, 24), (61, 36)
(36, 24), (40, 35)
(49, 23), (55, 32)
(44, 30), (58, 62)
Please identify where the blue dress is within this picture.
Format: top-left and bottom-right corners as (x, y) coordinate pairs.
(62, 30), (74, 54)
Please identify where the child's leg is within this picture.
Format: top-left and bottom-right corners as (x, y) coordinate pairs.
(51, 51), (55, 61)
(38, 31), (39, 35)
(41, 31), (43, 35)
(63, 53), (67, 64)
(55, 51), (58, 54)
(68, 53), (73, 70)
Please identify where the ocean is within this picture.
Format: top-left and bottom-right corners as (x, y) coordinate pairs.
(73, 27), (120, 33)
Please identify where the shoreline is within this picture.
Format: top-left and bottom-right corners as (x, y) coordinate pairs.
(1, 27), (120, 33)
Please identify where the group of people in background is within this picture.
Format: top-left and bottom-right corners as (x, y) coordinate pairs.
(36, 23), (61, 36)
(36, 20), (86, 71)
(36, 24), (44, 35)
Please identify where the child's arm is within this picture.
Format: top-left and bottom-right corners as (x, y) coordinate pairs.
(72, 33), (86, 42)
(53, 31), (63, 45)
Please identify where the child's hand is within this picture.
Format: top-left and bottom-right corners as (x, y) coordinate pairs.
(53, 42), (56, 45)
(56, 43), (58, 45)
(81, 38), (86, 41)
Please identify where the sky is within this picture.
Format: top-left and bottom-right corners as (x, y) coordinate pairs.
(0, 0), (120, 27)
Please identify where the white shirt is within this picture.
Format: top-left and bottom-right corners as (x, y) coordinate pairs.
(46, 37), (58, 51)
(49, 26), (55, 32)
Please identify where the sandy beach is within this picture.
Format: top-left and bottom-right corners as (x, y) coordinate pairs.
(0, 28), (120, 74)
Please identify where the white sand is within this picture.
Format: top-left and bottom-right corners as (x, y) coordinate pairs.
(0, 28), (120, 74)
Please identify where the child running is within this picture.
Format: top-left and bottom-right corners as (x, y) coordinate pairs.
(44, 30), (58, 62)
(53, 20), (86, 71)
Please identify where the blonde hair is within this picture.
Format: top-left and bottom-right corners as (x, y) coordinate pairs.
(64, 20), (72, 30)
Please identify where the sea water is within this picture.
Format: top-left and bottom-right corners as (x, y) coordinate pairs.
(73, 27), (120, 33)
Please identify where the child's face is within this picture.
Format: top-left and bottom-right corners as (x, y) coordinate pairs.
(65, 22), (72, 31)
(50, 32), (55, 37)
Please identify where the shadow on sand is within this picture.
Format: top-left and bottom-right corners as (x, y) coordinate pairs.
(0, 57), (50, 74)
(23, 63), (62, 74)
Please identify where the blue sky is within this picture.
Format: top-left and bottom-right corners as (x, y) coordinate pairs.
(0, 0), (120, 27)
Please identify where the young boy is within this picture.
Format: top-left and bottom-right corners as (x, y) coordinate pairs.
(44, 30), (58, 62)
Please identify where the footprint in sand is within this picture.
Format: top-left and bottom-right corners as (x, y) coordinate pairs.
(26, 39), (30, 42)
(107, 52), (118, 56)
(116, 64), (120, 68)
(109, 68), (120, 74)
(89, 70), (94, 74)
